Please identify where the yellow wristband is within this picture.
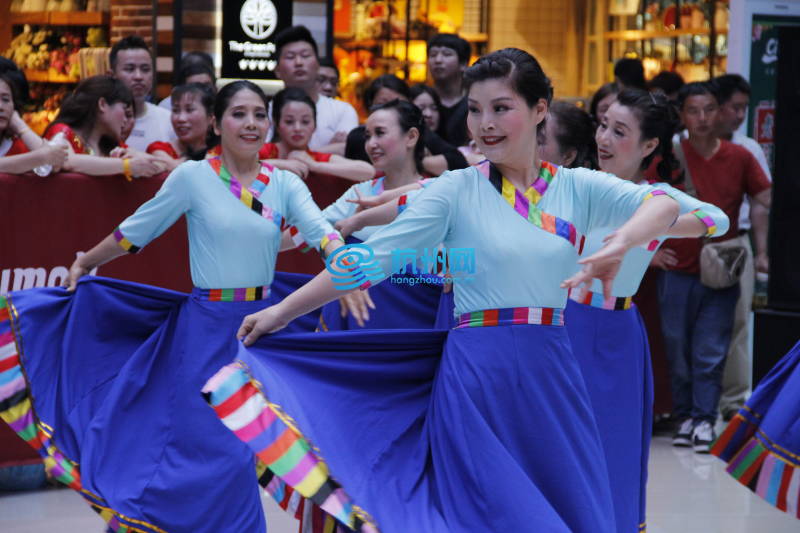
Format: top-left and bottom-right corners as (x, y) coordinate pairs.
(122, 158), (133, 181)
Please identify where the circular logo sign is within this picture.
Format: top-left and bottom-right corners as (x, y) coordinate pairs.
(240, 0), (278, 41)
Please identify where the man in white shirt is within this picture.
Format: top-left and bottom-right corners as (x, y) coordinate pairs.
(109, 36), (176, 152)
(271, 26), (358, 154)
(712, 74), (773, 421)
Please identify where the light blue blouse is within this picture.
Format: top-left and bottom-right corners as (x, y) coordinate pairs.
(116, 160), (336, 289)
(579, 182), (730, 297)
(321, 177), (402, 241)
(361, 165), (663, 315)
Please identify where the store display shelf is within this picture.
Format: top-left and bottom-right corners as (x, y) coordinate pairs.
(604, 27), (728, 40)
(24, 69), (79, 83)
(461, 32), (488, 43)
(10, 11), (109, 26)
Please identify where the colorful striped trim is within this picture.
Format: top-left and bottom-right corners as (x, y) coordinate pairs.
(642, 188), (669, 202)
(712, 411), (800, 519)
(112, 227), (140, 254)
(288, 226), (314, 253)
(690, 208), (718, 237)
(287, 228), (342, 254)
(477, 160), (585, 254)
(203, 361), (379, 532)
(636, 188), (674, 251)
(475, 159), (558, 201)
(0, 296), (166, 533)
(208, 157), (284, 229)
(639, 523), (647, 532)
(500, 160), (558, 206)
(397, 194), (409, 214)
(569, 287), (633, 311)
(191, 286), (270, 302)
(455, 306), (565, 328)
(320, 232), (342, 252)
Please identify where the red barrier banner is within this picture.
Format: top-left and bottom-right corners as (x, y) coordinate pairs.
(1, 172), (192, 296)
(1, 171), (191, 466)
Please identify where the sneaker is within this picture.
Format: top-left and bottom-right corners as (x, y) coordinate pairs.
(692, 420), (716, 453)
(672, 418), (694, 447)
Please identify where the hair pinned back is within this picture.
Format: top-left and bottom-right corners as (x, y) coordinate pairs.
(547, 101), (597, 169)
(463, 48), (552, 133)
(368, 99), (426, 174)
(616, 88), (680, 182)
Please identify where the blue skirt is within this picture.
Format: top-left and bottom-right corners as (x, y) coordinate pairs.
(0, 275), (316, 533)
(319, 273), (443, 331)
(712, 340), (800, 519)
(318, 236), (443, 331)
(433, 290), (456, 330)
(565, 299), (653, 533)
(205, 323), (617, 532)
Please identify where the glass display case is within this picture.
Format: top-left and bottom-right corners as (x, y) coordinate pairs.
(585, 0), (729, 94)
(332, 0), (488, 115)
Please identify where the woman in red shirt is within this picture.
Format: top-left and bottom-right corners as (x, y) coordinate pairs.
(146, 83), (217, 171)
(268, 87), (374, 209)
(270, 87), (374, 275)
(43, 76), (164, 178)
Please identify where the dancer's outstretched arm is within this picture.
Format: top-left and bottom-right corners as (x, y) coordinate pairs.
(562, 194), (679, 299)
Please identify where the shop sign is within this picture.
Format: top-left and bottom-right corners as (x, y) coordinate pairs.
(747, 14), (800, 171)
(222, 0), (293, 79)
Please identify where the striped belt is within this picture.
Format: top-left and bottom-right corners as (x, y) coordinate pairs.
(455, 306), (564, 328)
(192, 286), (271, 302)
(569, 288), (632, 311)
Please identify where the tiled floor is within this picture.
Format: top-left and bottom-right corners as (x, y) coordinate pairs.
(1, 437), (797, 532)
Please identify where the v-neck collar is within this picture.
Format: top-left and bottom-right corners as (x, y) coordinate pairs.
(475, 159), (584, 253)
(208, 157), (283, 228)
(475, 159), (559, 207)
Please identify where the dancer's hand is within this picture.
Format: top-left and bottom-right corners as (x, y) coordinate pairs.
(442, 272), (453, 293)
(238, 306), (289, 346)
(346, 189), (383, 213)
(561, 231), (629, 301)
(334, 214), (362, 237)
(339, 289), (375, 327)
(64, 258), (91, 292)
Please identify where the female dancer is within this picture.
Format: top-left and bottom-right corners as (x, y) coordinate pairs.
(567, 88), (729, 532)
(204, 49), (680, 532)
(711, 342), (800, 520)
(43, 76), (164, 178)
(146, 83), (217, 171)
(538, 99), (597, 169)
(289, 99), (445, 329)
(0, 80), (341, 533)
(345, 75), (468, 176)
